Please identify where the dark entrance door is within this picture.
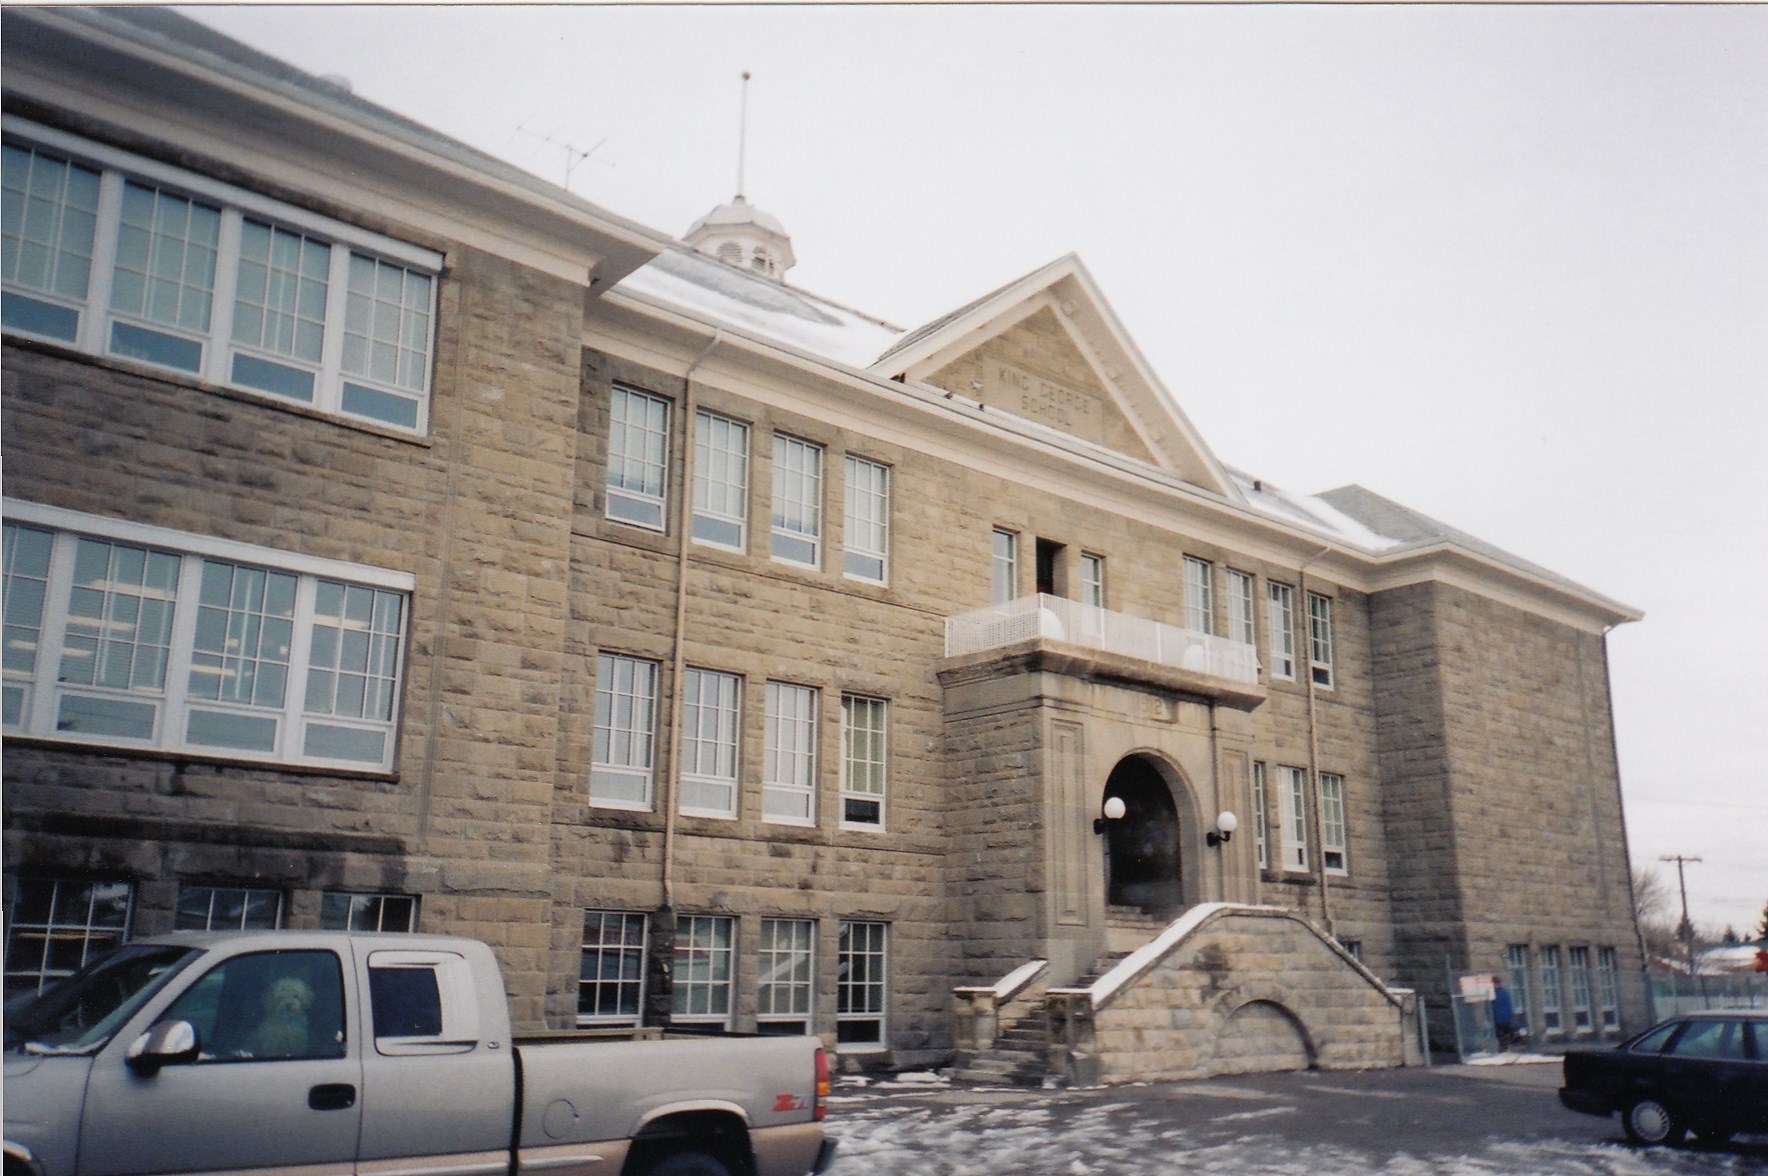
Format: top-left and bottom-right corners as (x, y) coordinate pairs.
(1103, 758), (1181, 913)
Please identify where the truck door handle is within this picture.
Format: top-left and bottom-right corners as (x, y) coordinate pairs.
(309, 1083), (357, 1111)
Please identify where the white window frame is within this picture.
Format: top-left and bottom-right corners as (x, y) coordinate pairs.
(771, 433), (823, 567)
(578, 910), (648, 1027)
(679, 668), (741, 819)
(1226, 569), (1255, 647)
(320, 892), (418, 932)
(692, 410), (749, 551)
(1307, 591), (1335, 689)
(763, 681), (818, 825)
(1251, 761), (1270, 871)
(1506, 944), (1533, 1027)
(837, 919), (887, 1051)
(842, 455), (890, 584)
(591, 653), (658, 810)
(1595, 946), (1619, 1032)
(3, 876), (133, 998)
(1277, 765), (1308, 872)
(2, 501), (411, 771)
(840, 693), (887, 829)
(1267, 582), (1297, 681)
(1318, 771), (1348, 875)
(757, 917), (815, 1033)
(671, 914), (735, 1027)
(1183, 556), (1213, 635)
(991, 528), (1019, 605)
(3, 121), (440, 433)
(606, 385), (671, 530)
(1568, 946), (1593, 1034)
(1538, 946), (1563, 1036)
(174, 885), (283, 931)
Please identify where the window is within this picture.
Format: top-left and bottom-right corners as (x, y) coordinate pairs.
(320, 892), (418, 932)
(579, 910), (647, 1025)
(607, 386), (670, 529)
(2, 876), (132, 999)
(843, 455), (890, 583)
(1080, 554), (1105, 609)
(1506, 945), (1532, 1029)
(837, 920), (887, 1048)
(1318, 772), (1347, 874)
(1226, 570), (1255, 646)
(1267, 582), (1296, 680)
(758, 918), (814, 1035)
(2, 126), (439, 431)
(3, 506), (410, 770)
(1183, 556), (1213, 634)
(166, 949), (346, 1062)
(764, 681), (818, 824)
(174, 885), (283, 931)
(771, 434), (823, 566)
(1277, 765), (1308, 872)
(671, 915), (735, 1026)
(991, 529), (1018, 605)
(1339, 940), (1363, 963)
(840, 694), (887, 828)
(1568, 946), (1593, 1033)
(692, 411), (749, 549)
(1596, 946), (1619, 1031)
(592, 654), (658, 809)
(679, 668), (740, 818)
(1307, 592), (1335, 688)
(1539, 946), (1563, 1036)
(1251, 762), (1269, 871)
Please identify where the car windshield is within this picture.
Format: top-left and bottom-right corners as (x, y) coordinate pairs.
(4, 945), (199, 1053)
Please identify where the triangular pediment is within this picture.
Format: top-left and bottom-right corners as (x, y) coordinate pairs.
(872, 255), (1241, 500)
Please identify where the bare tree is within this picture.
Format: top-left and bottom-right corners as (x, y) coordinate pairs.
(1632, 866), (1680, 960)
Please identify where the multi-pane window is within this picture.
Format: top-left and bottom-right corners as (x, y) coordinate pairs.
(1183, 556), (1213, 634)
(672, 915), (735, 1026)
(692, 411), (749, 549)
(991, 528), (1018, 605)
(1267, 582), (1296, 680)
(1081, 554), (1105, 608)
(1596, 947), (1619, 1032)
(771, 434), (824, 566)
(1307, 592), (1335, 688)
(606, 386), (670, 530)
(1251, 761), (1269, 871)
(764, 681), (818, 825)
(1318, 772), (1347, 874)
(1568, 946), (1593, 1034)
(1506, 945), (1532, 1030)
(579, 911), (648, 1026)
(320, 892), (418, 932)
(174, 885), (283, 931)
(2, 509), (410, 770)
(679, 668), (741, 818)
(2, 876), (132, 1000)
(837, 920), (887, 1048)
(1226, 570), (1255, 646)
(2, 128), (440, 431)
(757, 918), (815, 1034)
(843, 455), (890, 583)
(840, 694), (888, 828)
(592, 653), (658, 809)
(1278, 765), (1308, 872)
(1539, 946), (1563, 1035)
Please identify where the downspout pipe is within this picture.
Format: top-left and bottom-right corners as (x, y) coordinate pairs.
(1297, 543), (1334, 937)
(660, 330), (724, 910)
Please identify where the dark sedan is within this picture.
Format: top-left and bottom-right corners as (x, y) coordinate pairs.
(1559, 1009), (1768, 1146)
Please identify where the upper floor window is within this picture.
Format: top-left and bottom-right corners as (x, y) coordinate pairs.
(1251, 761), (1270, 871)
(692, 410), (749, 550)
(1080, 553), (1105, 609)
(1277, 764), (1308, 872)
(843, 455), (890, 584)
(2, 124), (440, 433)
(607, 386), (670, 530)
(1307, 592), (1335, 688)
(591, 653), (657, 809)
(991, 528), (1018, 605)
(1183, 556), (1213, 634)
(771, 434), (823, 566)
(2, 503), (410, 771)
(763, 680), (818, 825)
(1267, 582), (1296, 681)
(1226, 570), (1255, 646)
(1318, 772), (1347, 874)
(679, 667), (740, 818)
(840, 693), (888, 828)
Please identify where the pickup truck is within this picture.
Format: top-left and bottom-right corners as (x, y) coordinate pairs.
(3, 931), (837, 1176)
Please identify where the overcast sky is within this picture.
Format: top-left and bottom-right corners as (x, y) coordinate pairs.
(178, 3), (1767, 938)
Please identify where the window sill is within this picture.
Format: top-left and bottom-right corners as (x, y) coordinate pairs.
(1, 733), (399, 782)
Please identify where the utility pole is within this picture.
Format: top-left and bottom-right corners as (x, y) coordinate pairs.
(1661, 854), (1704, 982)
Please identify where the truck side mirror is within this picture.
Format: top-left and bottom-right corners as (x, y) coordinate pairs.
(125, 1020), (201, 1075)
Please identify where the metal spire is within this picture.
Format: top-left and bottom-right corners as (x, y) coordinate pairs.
(737, 70), (751, 200)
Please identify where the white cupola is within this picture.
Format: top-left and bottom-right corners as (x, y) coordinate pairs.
(684, 195), (796, 281)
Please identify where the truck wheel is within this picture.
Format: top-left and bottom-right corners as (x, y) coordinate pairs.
(642, 1151), (732, 1176)
(1623, 1096), (1687, 1146)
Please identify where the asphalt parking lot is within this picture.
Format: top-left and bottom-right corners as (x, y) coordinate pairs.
(823, 1059), (1768, 1174)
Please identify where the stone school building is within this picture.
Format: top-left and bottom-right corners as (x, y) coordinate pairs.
(2, 8), (1646, 1077)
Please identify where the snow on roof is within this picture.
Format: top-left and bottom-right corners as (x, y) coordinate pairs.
(616, 244), (904, 370)
(1227, 468), (1402, 553)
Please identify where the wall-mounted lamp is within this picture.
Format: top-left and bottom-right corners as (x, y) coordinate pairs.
(1093, 795), (1126, 834)
(1205, 810), (1239, 847)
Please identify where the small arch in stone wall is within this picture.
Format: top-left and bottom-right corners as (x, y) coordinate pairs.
(1209, 988), (1316, 1076)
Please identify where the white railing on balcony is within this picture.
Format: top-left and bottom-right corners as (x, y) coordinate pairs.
(944, 594), (1260, 685)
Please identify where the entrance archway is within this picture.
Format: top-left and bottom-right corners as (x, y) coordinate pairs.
(1102, 756), (1181, 913)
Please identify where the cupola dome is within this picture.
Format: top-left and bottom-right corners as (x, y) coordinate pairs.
(685, 194), (796, 281)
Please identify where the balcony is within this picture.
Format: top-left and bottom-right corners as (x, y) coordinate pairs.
(944, 594), (1261, 697)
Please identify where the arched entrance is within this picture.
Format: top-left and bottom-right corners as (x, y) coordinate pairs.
(1102, 756), (1182, 913)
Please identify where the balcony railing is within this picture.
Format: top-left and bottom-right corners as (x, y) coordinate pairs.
(944, 594), (1260, 685)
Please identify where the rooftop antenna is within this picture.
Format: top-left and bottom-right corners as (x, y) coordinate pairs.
(514, 121), (612, 192)
(736, 70), (751, 199)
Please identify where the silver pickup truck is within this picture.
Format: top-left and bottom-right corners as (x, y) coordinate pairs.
(3, 931), (837, 1176)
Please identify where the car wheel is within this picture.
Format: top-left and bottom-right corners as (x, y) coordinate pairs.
(1623, 1096), (1687, 1146)
(642, 1151), (733, 1176)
